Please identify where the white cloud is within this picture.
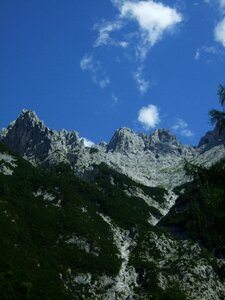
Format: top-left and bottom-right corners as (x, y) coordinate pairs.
(203, 46), (219, 54)
(181, 129), (194, 137)
(80, 138), (95, 148)
(95, 1), (183, 61)
(171, 118), (194, 137)
(120, 1), (183, 47)
(138, 104), (160, 129)
(80, 54), (110, 89)
(195, 48), (200, 60)
(111, 0), (123, 7)
(80, 54), (95, 71)
(204, 0), (225, 8)
(99, 77), (111, 88)
(92, 1), (183, 94)
(171, 118), (186, 131)
(94, 20), (124, 47)
(204, 0), (225, 47)
(112, 93), (119, 104)
(219, 0), (225, 9)
(194, 45), (222, 60)
(214, 0), (225, 48)
(215, 17), (225, 47)
(119, 41), (129, 48)
(203, 0), (211, 4)
(133, 67), (150, 94)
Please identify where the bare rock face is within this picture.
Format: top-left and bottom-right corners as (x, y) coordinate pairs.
(146, 129), (186, 155)
(1, 109), (225, 188)
(107, 128), (185, 155)
(0, 110), (51, 163)
(0, 110), (81, 165)
(107, 128), (145, 154)
(198, 125), (225, 152)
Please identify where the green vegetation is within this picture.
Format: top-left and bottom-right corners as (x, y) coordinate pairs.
(0, 143), (170, 299)
(161, 82), (225, 257)
(1, 121), (224, 299)
(160, 158), (225, 257)
(89, 163), (167, 229)
(130, 226), (188, 300)
(0, 143), (121, 299)
(209, 84), (225, 132)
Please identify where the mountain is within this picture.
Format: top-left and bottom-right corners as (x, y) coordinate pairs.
(1, 142), (225, 300)
(159, 158), (225, 258)
(0, 110), (81, 166)
(1, 109), (225, 188)
(198, 124), (225, 152)
(1, 109), (225, 299)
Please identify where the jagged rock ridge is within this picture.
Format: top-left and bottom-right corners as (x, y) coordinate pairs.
(198, 124), (225, 152)
(1, 109), (225, 188)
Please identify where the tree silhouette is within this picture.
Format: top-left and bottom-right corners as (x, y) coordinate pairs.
(209, 84), (225, 133)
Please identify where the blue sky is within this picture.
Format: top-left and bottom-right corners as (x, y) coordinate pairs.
(0, 0), (225, 145)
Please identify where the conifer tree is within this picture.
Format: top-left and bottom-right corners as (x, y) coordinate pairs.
(209, 84), (225, 132)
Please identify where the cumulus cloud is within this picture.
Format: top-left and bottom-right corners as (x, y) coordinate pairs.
(171, 118), (194, 137)
(133, 67), (150, 94)
(215, 17), (225, 47)
(138, 104), (160, 129)
(80, 54), (110, 88)
(120, 1), (183, 47)
(214, 0), (225, 48)
(95, 1), (183, 58)
(205, 0), (225, 47)
(92, 1), (183, 94)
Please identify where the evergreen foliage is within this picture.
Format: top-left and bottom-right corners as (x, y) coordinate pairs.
(0, 143), (121, 299)
(0, 143), (170, 299)
(160, 158), (225, 257)
(209, 84), (225, 132)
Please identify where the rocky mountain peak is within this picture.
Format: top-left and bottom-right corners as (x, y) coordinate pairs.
(111, 127), (136, 139)
(150, 128), (178, 143)
(19, 109), (47, 131)
(142, 128), (184, 155)
(107, 127), (145, 153)
(1, 109), (225, 188)
(0, 109), (49, 157)
(198, 124), (225, 152)
(0, 109), (82, 165)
